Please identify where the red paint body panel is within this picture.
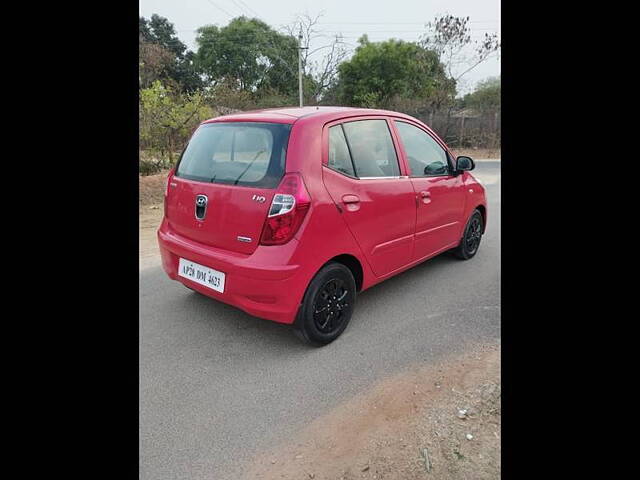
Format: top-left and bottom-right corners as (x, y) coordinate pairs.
(157, 106), (487, 324)
(166, 176), (273, 255)
(386, 118), (468, 260)
(321, 168), (415, 277)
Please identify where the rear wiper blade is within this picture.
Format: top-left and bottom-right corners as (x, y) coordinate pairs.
(233, 150), (265, 185)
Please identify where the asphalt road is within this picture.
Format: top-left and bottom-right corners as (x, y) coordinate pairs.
(139, 161), (500, 480)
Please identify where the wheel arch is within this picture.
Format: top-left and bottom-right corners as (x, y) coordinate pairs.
(474, 204), (487, 233)
(325, 254), (364, 292)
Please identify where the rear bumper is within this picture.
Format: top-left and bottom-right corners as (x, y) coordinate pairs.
(157, 219), (306, 324)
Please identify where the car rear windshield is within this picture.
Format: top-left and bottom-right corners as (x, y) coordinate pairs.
(175, 122), (292, 188)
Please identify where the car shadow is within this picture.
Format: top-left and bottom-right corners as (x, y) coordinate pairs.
(360, 250), (461, 296)
(165, 250), (466, 352)
(173, 287), (308, 351)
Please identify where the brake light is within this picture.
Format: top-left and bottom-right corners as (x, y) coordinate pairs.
(260, 173), (311, 245)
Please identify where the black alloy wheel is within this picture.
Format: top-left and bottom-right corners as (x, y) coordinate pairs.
(453, 209), (484, 260)
(313, 278), (350, 333)
(294, 262), (356, 346)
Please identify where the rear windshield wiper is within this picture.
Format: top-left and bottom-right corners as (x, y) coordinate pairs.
(233, 150), (266, 185)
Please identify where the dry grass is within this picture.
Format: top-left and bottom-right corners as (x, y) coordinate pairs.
(139, 170), (171, 206)
(139, 170), (168, 268)
(139, 206), (163, 269)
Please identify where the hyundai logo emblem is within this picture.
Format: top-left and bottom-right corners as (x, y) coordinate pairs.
(196, 195), (207, 207)
(195, 194), (208, 220)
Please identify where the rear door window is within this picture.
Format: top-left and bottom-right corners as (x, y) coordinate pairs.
(342, 119), (400, 177)
(328, 125), (356, 177)
(175, 122), (292, 188)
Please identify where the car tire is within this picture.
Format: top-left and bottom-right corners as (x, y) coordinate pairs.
(293, 262), (356, 347)
(453, 209), (484, 260)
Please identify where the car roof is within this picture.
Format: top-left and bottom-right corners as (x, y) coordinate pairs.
(201, 106), (417, 125)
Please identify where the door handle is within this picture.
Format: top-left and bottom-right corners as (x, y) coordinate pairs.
(341, 194), (360, 212)
(418, 190), (431, 205)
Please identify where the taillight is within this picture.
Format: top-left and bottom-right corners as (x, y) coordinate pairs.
(260, 173), (311, 245)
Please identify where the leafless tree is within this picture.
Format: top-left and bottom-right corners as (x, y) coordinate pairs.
(420, 15), (500, 84)
(284, 13), (349, 103)
(419, 15), (500, 140)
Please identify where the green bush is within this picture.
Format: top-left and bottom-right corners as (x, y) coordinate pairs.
(139, 81), (214, 172)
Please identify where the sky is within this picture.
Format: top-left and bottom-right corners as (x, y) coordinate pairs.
(139, 0), (500, 95)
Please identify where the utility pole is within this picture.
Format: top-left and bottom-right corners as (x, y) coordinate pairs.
(296, 27), (309, 107)
(298, 30), (304, 107)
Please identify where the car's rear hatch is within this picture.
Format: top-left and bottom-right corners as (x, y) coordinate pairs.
(165, 121), (292, 255)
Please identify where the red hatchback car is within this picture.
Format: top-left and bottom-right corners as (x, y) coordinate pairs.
(157, 106), (487, 345)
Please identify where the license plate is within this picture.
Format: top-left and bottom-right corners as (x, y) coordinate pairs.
(178, 258), (225, 293)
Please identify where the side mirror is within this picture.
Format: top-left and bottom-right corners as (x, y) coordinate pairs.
(455, 155), (475, 172)
(424, 161), (448, 176)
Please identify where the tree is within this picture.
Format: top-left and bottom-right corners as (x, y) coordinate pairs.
(195, 17), (298, 96)
(462, 77), (500, 113)
(333, 36), (454, 110)
(172, 50), (204, 92)
(414, 16), (500, 141)
(139, 37), (175, 88)
(139, 14), (203, 92)
(140, 14), (188, 59)
(420, 15), (500, 89)
(139, 81), (214, 167)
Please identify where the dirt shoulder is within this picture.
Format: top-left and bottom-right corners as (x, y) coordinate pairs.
(140, 170), (171, 206)
(139, 171), (169, 269)
(140, 205), (163, 270)
(243, 343), (500, 480)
